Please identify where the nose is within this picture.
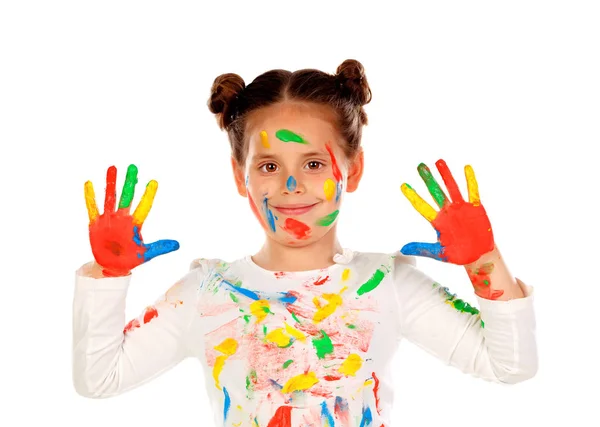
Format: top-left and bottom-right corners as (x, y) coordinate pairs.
(282, 175), (304, 195)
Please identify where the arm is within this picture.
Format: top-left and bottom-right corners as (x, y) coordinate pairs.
(465, 245), (524, 301)
(72, 261), (204, 398)
(393, 254), (537, 384)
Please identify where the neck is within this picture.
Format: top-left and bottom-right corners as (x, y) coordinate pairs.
(252, 226), (343, 272)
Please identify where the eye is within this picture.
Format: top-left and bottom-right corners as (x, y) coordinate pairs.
(259, 163), (279, 173)
(306, 161), (324, 170)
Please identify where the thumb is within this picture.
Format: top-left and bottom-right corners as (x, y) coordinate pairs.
(400, 242), (447, 262)
(143, 239), (180, 262)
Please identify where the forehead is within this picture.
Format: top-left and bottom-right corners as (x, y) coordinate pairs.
(246, 102), (340, 156)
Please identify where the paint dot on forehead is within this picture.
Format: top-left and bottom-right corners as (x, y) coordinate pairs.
(286, 176), (297, 192)
(276, 129), (308, 144)
(260, 130), (270, 148)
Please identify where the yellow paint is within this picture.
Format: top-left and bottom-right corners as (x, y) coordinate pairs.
(213, 355), (227, 389)
(266, 328), (291, 347)
(324, 178), (336, 201)
(260, 130), (270, 148)
(341, 268), (350, 281)
(84, 181), (99, 223)
(285, 323), (306, 341)
(250, 300), (271, 323)
(464, 165), (480, 206)
(339, 353), (363, 376)
(215, 338), (238, 356)
(282, 372), (319, 393)
(132, 180), (158, 225)
(313, 287), (347, 323)
(400, 183), (437, 222)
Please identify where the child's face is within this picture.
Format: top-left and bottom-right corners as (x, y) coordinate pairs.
(233, 102), (363, 247)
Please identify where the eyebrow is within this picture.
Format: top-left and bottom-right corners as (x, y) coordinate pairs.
(252, 151), (329, 161)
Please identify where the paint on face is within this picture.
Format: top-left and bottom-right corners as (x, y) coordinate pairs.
(316, 210), (339, 226)
(248, 192), (267, 231)
(323, 178), (335, 201)
(260, 130), (270, 148)
(468, 262), (504, 300)
(282, 218), (311, 240)
(262, 197), (277, 233)
(286, 176), (297, 192)
(325, 143), (343, 182)
(275, 129), (309, 144)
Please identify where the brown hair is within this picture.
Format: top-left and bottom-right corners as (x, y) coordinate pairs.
(207, 59), (372, 165)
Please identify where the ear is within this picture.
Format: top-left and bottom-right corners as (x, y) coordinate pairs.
(346, 149), (364, 193)
(231, 156), (248, 197)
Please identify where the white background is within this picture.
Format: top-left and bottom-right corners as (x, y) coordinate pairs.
(1, 1), (598, 426)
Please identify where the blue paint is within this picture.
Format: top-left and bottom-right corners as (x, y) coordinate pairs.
(223, 387), (231, 421)
(400, 241), (447, 261)
(218, 274), (298, 304)
(286, 176), (297, 192)
(334, 396), (349, 413)
(221, 277), (261, 300)
(321, 401), (335, 426)
(263, 197), (276, 232)
(278, 292), (298, 304)
(133, 226), (180, 262)
(335, 181), (343, 203)
(359, 406), (372, 427)
(269, 379), (283, 390)
(245, 175), (249, 187)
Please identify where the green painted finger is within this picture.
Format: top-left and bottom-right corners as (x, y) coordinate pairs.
(119, 164), (139, 209)
(417, 163), (449, 208)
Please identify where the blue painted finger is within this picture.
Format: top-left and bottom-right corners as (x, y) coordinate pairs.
(400, 241), (447, 261)
(144, 239), (180, 261)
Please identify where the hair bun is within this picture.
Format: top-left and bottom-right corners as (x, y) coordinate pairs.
(208, 73), (246, 129)
(335, 59), (372, 106)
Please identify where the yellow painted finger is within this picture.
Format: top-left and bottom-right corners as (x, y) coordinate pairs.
(464, 165), (480, 206)
(400, 183), (437, 222)
(132, 180), (158, 225)
(84, 181), (99, 224)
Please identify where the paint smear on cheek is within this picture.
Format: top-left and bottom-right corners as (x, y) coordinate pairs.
(263, 197), (277, 233)
(247, 192), (267, 231)
(325, 143), (343, 182)
(286, 176), (297, 192)
(282, 218), (311, 240)
(316, 210), (339, 226)
(323, 179), (335, 201)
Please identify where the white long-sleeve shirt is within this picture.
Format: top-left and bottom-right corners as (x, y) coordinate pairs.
(72, 249), (537, 426)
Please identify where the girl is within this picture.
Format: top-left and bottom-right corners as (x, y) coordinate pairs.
(73, 59), (537, 427)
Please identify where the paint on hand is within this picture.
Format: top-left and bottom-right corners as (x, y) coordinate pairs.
(119, 164), (139, 210)
(400, 183), (437, 222)
(325, 143), (343, 182)
(323, 178), (336, 201)
(260, 130), (270, 148)
(417, 163), (448, 208)
(316, 210), (339, 226)
(282, 218), (311, 240)
(276, 129), (308, 144)
(339, 354), (363, 376)
(357, 269), (386, 296)
(282, 372), (319, 393)
(286, 176), (297, 192)
(468, 262), (504, 300)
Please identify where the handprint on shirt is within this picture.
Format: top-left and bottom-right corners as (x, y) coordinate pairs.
(84, 164), (179, 276)
(400, 159), (494, 265)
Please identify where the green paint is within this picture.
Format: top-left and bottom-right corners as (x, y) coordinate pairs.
(263, 325), (267, 336)
(435, 283), (481, 316)
(283, 360), (294, 369)
(483, 280), (490, 286)
(312, 330), (334, 359)
(243, 315), (251, 323)
(291, 312), (301, 323)
(346, 324), (356, 329)
(481, 320), (485, 328)
(316, 210), (339, 226)
(230, 292), (239, 303)
(246, 370), (257, 399)
(357, 269), (386, 296)
(417, 163), (448, 208)
(276, 129), (308, 144)
(118, 164), (138, 209)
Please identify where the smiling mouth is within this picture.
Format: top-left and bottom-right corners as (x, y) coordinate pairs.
(272, 203), (318, 216)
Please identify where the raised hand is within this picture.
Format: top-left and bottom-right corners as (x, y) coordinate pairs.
(84, 164), (180, 277)
(399, 159), (494, 265)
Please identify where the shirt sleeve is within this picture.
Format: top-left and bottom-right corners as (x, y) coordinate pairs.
(391, 253), (537, 384)
(72, 260), (206, 398)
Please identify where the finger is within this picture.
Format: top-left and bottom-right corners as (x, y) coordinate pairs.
(400, 183), (437, 222)
(119, 164), (139, 211)
(435, 159), (464, 203)
(417, 163), (449, 208)
(104, 166), (117, 213)
(84, 181), (99, 223)
(400, 242), (446, 261)
(132, 180), (158, 226)
(143, 239), (180, 262)
(464, 165), (480, 206)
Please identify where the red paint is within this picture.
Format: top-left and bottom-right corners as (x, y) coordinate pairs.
(313, 276), (329, 286)
(324, 375), (342, 381)
(372, 372), (382, 415)
(274, 271), (286, 279)
(325, 143), (343, 182)
(282, 218), (311, 240)
(267, 406), (292, 427)
(432, 202), (494, 265)
(123, 318), (140, 333)
(436, 159), (464, 203)
(143, 306), (158, 323)
(468, 263), (504, 300)
(104, 166), (117, 212)
(248, 192), (267, 231)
